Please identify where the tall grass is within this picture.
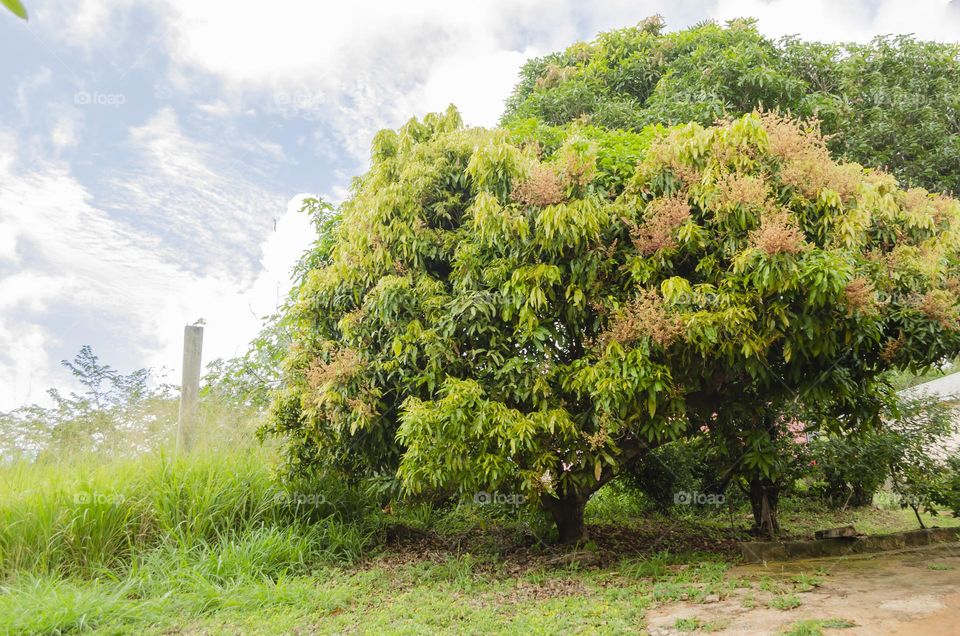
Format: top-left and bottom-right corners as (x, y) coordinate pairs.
(0, 401), (381, 634)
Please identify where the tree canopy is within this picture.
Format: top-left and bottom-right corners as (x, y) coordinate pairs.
(270, 101), (960, 541)
(503, 18), (960, 196)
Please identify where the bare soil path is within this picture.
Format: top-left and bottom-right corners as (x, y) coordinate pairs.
(646, 543), (960, 635)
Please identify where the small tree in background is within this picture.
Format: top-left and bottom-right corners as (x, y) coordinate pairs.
(271, 106), (960, 542)
(883, 396), (957, 527)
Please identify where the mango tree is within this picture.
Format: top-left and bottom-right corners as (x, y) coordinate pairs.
(270, 106), (960, 542)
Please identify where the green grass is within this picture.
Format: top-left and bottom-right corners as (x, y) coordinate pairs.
(780, 618), (857, 635)
(777, 496), (960, 538)
(0, 439), (744, 634)
(673, 616), (731, 632)
(928, 562), (955, 571)
(769, 594), (803, 610)
(2, 413), (957, 634)
(0, 556), (660, 634)
(0, 447), (377, 579)
(0, 422), (391, 635)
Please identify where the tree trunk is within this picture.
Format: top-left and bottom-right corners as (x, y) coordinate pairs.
(542, 490), (589, 544)
(749, 477), (780, 540)
(539, 443), (651, 545)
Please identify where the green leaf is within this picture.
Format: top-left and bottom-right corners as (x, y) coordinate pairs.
(2, 0), (27, 20)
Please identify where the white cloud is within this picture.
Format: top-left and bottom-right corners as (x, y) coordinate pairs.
(0, 318), (54, 410)
(14, 67), (53, 119)
(50, 111), (82, 150)
(150, 0), (675, 159)
(0, 134), (312, 409)
(712, 0), (960, 41)
(106, 107), (285, 280)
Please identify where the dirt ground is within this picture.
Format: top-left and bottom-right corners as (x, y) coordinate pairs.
(646, 543), (960, 635)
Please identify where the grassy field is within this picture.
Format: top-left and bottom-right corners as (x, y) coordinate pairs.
(1, 424), (956, 635)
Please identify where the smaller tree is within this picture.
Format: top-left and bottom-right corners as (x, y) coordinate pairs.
(807, 395), (957, 525)
(938, 456), (960, 517)
(808, 430), (890, 509)
(883, 396), (956, 527)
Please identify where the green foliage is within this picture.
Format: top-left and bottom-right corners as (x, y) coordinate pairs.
(504, 20), (960, 195)
(273, 104), (960, 538)
(807, 430), (890, 509)
(769, 593), (803, 610)
(1, 0), (27, 20)
(622, 439), (705, 512)
(0, 447), (378, 580)
(941, 456), (960, 516)
(781, 618), (856, 635)
(883, 397), (958, 520)
(0, 346), (176, 460)
(808, 396), (957, 520)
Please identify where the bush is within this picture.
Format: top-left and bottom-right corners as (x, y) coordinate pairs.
(805, 397), (957, 520)
(621, 440), (705, 512)
(807, 432), (891, 509)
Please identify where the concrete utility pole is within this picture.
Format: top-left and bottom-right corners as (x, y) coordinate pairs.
(177, 325), (203, 452)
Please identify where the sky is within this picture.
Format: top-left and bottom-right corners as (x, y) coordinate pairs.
(2, 0), (960, 410)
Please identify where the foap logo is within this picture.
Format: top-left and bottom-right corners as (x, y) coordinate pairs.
(673, 491), (725, 506)
(473, 491), (527, 506)
(273, 492), (328, 506)
(73, 491), (125, 505)
(273, 89), (323, 110)
(73, 91), (126, 108)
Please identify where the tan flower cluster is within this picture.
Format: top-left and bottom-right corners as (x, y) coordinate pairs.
(346, 395), (375, 419)
(639, 14), (666, 33)
(588, 297), (609, 316)
(713, 172), (769, 214)
(583, 425), (610, 450)
(879, 333), (905, 364)
(931, 194), (959, 225)
(562, 144), (597, 189)
(307, 348), (361, 393)
(759, 112), (861, 201)
(750, 211), (807, 256)
(918, 289), (959, 330)
(568, 41), (594, 64)
(597, 238), (620, 260)
(901, 188), (932, 216)
(630, 195), (691, 255)
(511, 164), (565, 207)
(901, 188), (958, 225)
(760, 112), (825, 161)
(536, 64), (577, 90)
(644, 133), (702, 187)
(781, 158), (861, 202)
(598, 289), (684, 349)
(843, 278), (877, 315)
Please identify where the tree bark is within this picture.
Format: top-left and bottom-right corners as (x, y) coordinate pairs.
(749, 477), (780, 540)
(542, 490), (589, 544)
(540, 443), (651, 544)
